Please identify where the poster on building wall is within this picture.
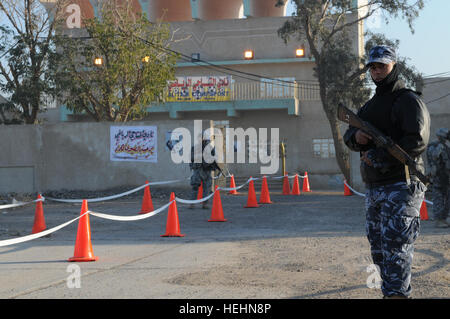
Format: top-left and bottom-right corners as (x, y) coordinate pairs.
(166, 76), (232, 102)
(110, 126), (157, 162)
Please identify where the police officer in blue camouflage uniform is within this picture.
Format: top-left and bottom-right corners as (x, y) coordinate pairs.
(426, 128), (450, 228)
(344, 45), (430, 298)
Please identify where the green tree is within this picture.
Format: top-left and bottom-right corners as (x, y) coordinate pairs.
(0, 0), (67, 124)
(56, 1), (178, 122)
(277, 0), (424, 181)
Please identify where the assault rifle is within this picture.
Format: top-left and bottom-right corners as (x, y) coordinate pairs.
(210, 161), (224, 177)
(337, 103), (430, 186)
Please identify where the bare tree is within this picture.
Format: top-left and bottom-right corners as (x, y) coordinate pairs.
(55, 0), (179, 122)
(277, 0), (424, 180)
(0, 0), (68, 124)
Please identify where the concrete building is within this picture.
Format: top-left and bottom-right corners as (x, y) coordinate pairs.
(421, 77), (450, 167)
(422, 77), (450, 135)
(0, 1), (368, 193)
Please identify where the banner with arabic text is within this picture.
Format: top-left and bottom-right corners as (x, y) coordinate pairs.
(110, 126), (157, 162)
(166, 76), (232, 102)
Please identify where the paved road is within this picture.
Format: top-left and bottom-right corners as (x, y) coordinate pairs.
(0, 186), (448, 299)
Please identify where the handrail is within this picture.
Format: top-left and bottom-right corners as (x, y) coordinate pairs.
(164, 81), (320, 102)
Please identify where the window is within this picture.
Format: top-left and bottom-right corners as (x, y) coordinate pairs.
(312, 138), (335, 158)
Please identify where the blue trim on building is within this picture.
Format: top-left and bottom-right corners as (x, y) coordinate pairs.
(89, 0), (99, 18)
(137, 0), (149, 17)
(146, 98), (299, 119)
(190, 0), (199, 19)
(60, 98), (299, 121)
(243, 0), (251, 17)
(60, 105), (70, 122)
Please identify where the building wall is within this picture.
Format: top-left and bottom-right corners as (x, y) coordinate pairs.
(0, 120), (213, 194)
(30, 3), (366, 193)
(146, 101), (343, 189)
(169, 16), (312, 62)
(0, 106), (344, 194)
(422, 77), (450, 137)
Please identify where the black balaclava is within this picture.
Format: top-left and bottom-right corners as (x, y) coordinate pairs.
(373, 63), (399, 95)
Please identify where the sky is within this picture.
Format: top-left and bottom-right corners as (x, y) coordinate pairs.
(286, 0), (450, 78)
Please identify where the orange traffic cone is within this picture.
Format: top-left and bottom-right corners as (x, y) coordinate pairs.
(259, 176), (273, 204)
(302, 171), (311, 192)
(291, 174), (301, 195)
(139, 181), (155, 214)
(282, 174), (291, 195)
(228, 175), (238, 195)
(68, 200), (98, 262)
(245, 178), (259, 208)
(197, 181), (203, 200)
(208, 186), (227, 222)
(344, 180), (353, 196)
(161, 193), (185, 237)
(31, 194), (46, 234)
(420, 200), (429, 221)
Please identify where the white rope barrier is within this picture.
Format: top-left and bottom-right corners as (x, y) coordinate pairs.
(175, 176), (260, 203)
(269, 175), (285, 180)
(45, 179), (184, 203)
(175, 192), (215, 204)
(0, 172), (435, 248)
(217, 183), (248, 192)
(0, 211), (89, 247)
(89, 201), (173, 221)
(0, 201), (174, 247)
(264, 174), (305, 180)
(343, 180), (433, 205)
(0, 197), (45, 211)
(218, 177), (255, 192)
(37, 173), (303, 205)
(343, 181), (366, 197)
(288, 174), (304, 179)
(0, 175), (257, 247)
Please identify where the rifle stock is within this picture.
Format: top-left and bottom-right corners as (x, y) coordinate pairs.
(337, 103), (430, 186)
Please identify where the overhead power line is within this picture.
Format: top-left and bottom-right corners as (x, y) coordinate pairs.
(70, 31), (320, 91)
(424, 78), (450, 85)
(426, 92), (450, 104)
(423, 71), (450, 78)
(122, 31), (320, 90)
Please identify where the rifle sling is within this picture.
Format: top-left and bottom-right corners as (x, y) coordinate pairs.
(404, 165), (411, 186)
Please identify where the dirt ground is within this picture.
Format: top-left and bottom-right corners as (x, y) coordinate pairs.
(0, 183), (449, 299)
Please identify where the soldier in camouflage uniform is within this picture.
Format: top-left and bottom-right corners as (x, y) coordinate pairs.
(189, 136), (219, 209)
(426, 128), (450, 228)
(344, 46), (430, 298)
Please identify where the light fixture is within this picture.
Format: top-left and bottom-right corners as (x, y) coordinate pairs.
(142, 56), (150, 63)
(94, 57), (103, 66)
(296, 47), (305, 58)
(244, 50), (254, 60)
(191, 53), (200, 62)
(295, 46), (305, 58)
